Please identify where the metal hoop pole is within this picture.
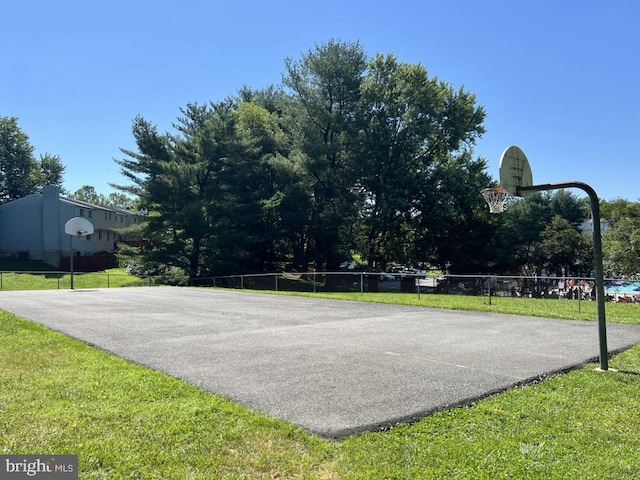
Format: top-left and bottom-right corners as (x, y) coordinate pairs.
(519, 181), (608, 371)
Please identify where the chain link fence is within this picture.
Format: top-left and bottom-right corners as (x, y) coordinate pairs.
(0, 271), (153, 290)
(5, 269), (636, 303)
(193, 272), (639, 303)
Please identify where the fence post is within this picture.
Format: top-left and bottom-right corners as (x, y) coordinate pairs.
(577, 278), (581, 313)
(361, 273), (364, 295)
(275, 273), (278, 291)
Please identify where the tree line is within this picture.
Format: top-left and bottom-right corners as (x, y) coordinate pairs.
(113, 40), (494, 280)
(3, 40), (639, 281)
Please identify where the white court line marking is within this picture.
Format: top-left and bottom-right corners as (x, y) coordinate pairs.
(338, 342), (526, 381)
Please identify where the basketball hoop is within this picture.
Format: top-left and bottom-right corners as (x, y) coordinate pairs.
(481, 187), (510, 214)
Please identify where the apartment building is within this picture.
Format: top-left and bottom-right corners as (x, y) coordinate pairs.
(0, 185), (143, 268)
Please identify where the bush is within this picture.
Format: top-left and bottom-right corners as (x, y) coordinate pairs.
(124, 260), (188, 286)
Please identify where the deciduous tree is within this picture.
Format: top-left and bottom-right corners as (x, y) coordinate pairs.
(540, 215), (591, 276)
(601, 199), (640, 276)
(496, 190), (589, 275)
(355, 53), (488, 271)
(0, 117), (38, 203)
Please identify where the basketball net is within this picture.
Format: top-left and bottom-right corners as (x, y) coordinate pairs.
(481, 187), (510, 214)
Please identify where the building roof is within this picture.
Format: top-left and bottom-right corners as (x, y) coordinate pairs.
(1, 189), (139, 216)
(58, 195), (137, 215)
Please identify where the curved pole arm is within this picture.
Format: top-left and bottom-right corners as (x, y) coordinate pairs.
(518, 181), (608, 370)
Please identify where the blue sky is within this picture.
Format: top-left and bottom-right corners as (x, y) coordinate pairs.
(2, 0), (638, 201)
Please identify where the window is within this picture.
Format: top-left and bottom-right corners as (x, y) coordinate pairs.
(88, 210), (93, 218)
(79, 208), (85, 217)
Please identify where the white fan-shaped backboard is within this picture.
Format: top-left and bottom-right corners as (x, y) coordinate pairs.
(499, 145), (533, 196)
(65, 217), (94, 236)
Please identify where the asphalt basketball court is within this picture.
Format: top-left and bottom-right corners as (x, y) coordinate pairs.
(3, 286), (640, 438)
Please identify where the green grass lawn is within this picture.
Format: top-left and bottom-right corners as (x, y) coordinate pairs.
(1, 291), (640, 478)
(0, 267), (149, 290)
(266, 290), (640, 325)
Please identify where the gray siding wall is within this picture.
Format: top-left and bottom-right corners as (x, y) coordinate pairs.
(0, 194), (43, 252)
(42, 185), (61, 252)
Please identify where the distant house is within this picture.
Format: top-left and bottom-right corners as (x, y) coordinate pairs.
(579, 218), (609, 235)
(0, 185), (143, 269)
